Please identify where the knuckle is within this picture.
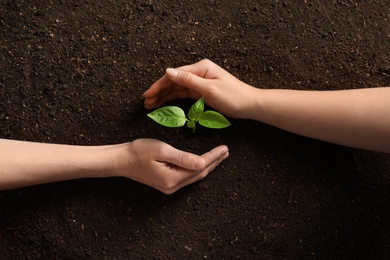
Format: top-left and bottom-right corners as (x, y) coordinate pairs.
(161, 177), (175, 189)
(181, 71), (194, 85)
(160, 180), (176, 194)
(180, 152), (191, 166)
(201, 58), (212, 65)
(158, 144), (169, 157)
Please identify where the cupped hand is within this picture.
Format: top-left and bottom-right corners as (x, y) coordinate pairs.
(143, 59), (257, 119)
(112, 139), (229, 194)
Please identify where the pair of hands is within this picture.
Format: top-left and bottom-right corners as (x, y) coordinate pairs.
(134, 58), (390, 193)
(128, 59), (251, 194)
(6, 59), (386, 192)
(0, 60), (243, 194)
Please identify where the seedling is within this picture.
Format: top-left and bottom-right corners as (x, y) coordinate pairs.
(147, 97), (230, 133)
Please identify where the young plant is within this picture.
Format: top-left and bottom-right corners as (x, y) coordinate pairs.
(147, 97), (230, 133)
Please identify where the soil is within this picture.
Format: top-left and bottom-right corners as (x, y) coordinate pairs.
(1, 0), (390, 259)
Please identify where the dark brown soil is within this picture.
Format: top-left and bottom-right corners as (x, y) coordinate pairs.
(1, 0), (390, 259)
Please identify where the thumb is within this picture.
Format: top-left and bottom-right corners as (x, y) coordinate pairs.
(163, 146), (206, 170)
(166, 68), (207, 94)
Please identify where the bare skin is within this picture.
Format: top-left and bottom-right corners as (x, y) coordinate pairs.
(3, 59), (387, 192)
(144, 59), (390, 154)
(0, 138), (229, 194)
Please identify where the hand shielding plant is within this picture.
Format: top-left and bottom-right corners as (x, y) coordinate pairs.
(147, 97), (230, 133)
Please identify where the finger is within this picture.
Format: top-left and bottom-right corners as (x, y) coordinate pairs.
(172, 145), (229, 182)
(167, 147), (229, 193)
(152, 87), (202, 109)
(144, 88), (179, 109)
(143, 75), (172, 98)
(144, 80), (193, 109)
(165, 68), (209, 95)
(159, 145), (207, 170)
(143, 59), (217, 108)
(143, 96), (158, 108)
(187, 147), (229, 182)
(199, 145), (229, 165)
(147, 86), (186, 108)
(175, 59), (219, 79)
(144, 59), (218, 99)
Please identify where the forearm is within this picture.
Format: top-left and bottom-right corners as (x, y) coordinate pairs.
(249, 87), (390, 153)
(0, 139), (116, 190)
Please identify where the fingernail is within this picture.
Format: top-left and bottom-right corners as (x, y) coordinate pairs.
(166, 68), (178, 78)
(222, 148), (229, 155)
(221, 150), (229, 159)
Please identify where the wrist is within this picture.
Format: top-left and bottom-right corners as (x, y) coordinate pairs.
(241, 87), (265, 121)
(94, 142), (133, 179)
(83, 145), (119, 178)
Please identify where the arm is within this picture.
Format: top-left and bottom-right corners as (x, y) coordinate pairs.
(0, 138), (229, 194)
(252, 88), (390, 153)
(143, 59), (390, 153)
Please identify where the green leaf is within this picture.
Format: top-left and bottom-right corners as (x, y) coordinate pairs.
(147, 106), (187, 127)
(199, 111), (231, 129)
(188, 96), (204, 121)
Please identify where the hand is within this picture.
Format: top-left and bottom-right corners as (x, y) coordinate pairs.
(111, 139), (229, 194)
(143, 59), (258, 119)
